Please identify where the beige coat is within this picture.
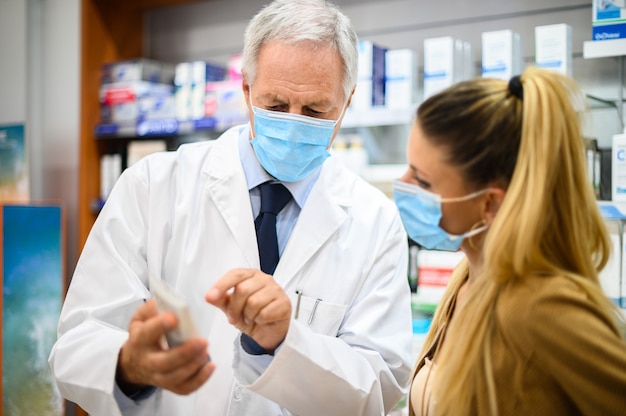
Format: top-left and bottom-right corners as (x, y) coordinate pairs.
(411, 274), (626, 415)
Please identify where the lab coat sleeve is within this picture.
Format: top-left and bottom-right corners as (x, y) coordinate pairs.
(48, 165), (159, 416)
(233, 216), (413, 416)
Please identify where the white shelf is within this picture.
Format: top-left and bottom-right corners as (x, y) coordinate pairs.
(342, 107), (415, 128)
(583, 39), (626, 59)
(362, 164), (406, 183)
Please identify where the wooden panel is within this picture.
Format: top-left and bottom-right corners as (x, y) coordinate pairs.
(95, 0), (210, 11)
(77, 0), (143, 249)
(75, 2), (205, 413)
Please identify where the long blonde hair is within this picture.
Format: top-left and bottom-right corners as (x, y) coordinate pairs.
(413, 67), (619, 415)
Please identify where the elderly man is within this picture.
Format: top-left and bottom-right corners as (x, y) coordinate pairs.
(49, 1), (412, 415)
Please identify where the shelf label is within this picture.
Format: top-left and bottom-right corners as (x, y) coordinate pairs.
(137, 119), (178, 136)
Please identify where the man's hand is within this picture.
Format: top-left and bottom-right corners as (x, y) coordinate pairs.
(116, 299), (215, 396)
(205, 268), (291, 352)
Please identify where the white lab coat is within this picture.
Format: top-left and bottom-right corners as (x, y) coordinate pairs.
(49, 125), (413, 416)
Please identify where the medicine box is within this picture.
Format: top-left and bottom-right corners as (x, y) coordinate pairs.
(175, 61), (226, 121)
(612, 132), (626, 201)
(598, 202), (626, 310)
(352, 40), (387, 110)
(101, 59), (175, 84)
(385, 49), (418, 109)
(535, 24), (572, 76)
(600, 220), (623, 306)
(481, 30), (522, 80)
(414, 249), (465, 310)
(205, 80), (248, 130)
(191, 61), (227, 120)
(423, 36), (467, 100)
(99, 81), (175, 125)
(593, 0), (626, 41)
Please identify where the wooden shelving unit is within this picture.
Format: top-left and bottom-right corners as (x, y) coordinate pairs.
(78, 0), (203, 248)
(76, 1), (204, 414)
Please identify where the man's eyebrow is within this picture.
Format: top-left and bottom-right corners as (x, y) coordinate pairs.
(259, 93), (285, 102)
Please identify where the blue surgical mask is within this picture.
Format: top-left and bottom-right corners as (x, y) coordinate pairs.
(393, 180), (489, 251)
(249, 96), (345, 182)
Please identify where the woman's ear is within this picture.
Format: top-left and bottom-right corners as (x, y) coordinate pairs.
(483, 188), (506, 225)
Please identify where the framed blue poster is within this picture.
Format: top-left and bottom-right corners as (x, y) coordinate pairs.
(1, 204), (64, 415)
(0, 124), (28, 202)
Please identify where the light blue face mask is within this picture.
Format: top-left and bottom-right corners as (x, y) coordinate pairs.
(393, 180), (489, 251)
(249, 96), (345, 182)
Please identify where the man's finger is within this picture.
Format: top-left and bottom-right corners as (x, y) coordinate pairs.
(129, 300), (178, 346)
(205, 268), (257, 305)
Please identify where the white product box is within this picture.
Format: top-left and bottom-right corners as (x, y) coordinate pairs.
(423, 37), (466, 100)
(601, 220), (623, 306)
(127, 140), (167, 167)
(414, 249), (465, 308)
(352, 41), (387, 110)
(481, 30), (522, 80)
(612, 132), (626, 201)
(535, 24), (572, 76)
(385, 49), (419, 109)
(593, 0), (626, 40)
(175, 62), (192, 121)
(191, 61), (208, 120)
(99, 153), (122, 201)
(462, 42), (475, 80)
(622, 220), (626, 308)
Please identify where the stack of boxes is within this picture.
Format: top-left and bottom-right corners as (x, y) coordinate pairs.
(173, 60), (227, 122)
(98, 59), (177, 135)
(97, 56), (250, 137)
(203, 55), (249, 131)
(350, 41), (420, 111)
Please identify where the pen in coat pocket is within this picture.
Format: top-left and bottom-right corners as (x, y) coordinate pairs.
(308, 298), (322, 325)
(295, 290), (302, 319)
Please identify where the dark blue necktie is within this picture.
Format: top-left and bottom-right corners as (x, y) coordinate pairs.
(242, 182), (292, 356)
(254, 182), (292, 275)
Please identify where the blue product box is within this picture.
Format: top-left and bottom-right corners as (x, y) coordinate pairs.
(101, 59), (176, 84)
(593, 0), (626, 40)
(593, 22), (626, 40)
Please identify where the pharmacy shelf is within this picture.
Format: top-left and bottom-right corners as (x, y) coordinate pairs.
(362, 163), (406, 183)
(342, 107), (415, 128)
(583, 39), (626, 59)
(583, 39), (626, 129)
(96, 108), (416, 138)
(95, 116), (247, 138)
(598, 201), (626, 220)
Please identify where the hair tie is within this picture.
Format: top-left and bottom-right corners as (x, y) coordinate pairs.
(508, 75), (523, 100)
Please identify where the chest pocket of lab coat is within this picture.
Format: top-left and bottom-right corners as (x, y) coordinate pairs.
(293, 294), (347, 336)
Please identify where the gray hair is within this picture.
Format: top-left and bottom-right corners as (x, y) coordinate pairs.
(242, 0), (358, 101)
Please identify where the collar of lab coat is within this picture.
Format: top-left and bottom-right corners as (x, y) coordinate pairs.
(202, 125), (351, 285)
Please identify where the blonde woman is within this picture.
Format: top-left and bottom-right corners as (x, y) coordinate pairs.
(393, 66), (626, 415)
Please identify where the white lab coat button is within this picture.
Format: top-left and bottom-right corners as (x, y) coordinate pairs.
(233, 386), (242, 401)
